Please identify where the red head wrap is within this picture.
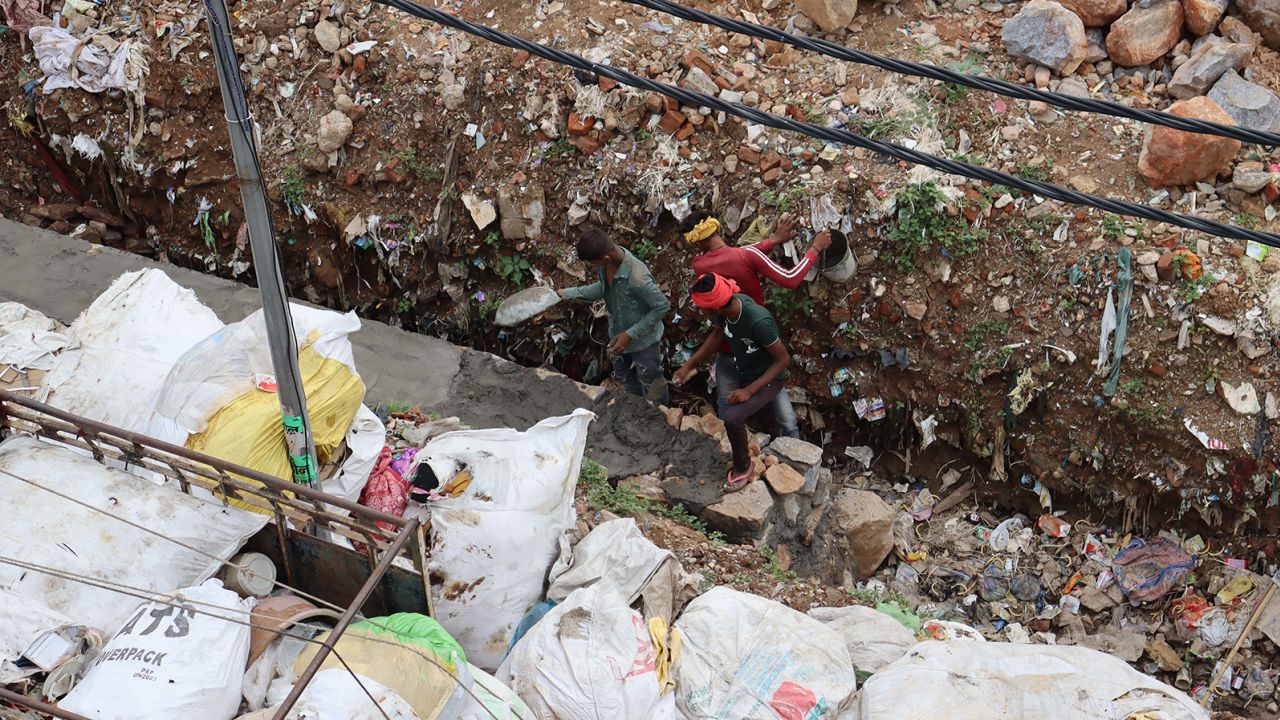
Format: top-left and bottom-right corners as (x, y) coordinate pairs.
(690, 273), (740, 309)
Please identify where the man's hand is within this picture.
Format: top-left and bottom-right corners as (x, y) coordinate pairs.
(810, 230), (833, 255)
(672, 367), (694, 387)
(608, 332), (632, 356)
(728, 388), (754, 404)
(772, 213), (800, 243)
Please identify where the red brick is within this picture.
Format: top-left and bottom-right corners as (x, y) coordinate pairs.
(678, 145), (692, 158)
(1228, 245), (1245, 258)
(659, 109), (685, 135)
(511, 50), (530, 68)
(737, 146), (761, 165)
(1266, 182), (1280, 202)
(681, 48), (716, 75)
(566, 112), (594, 136)
(1156, 251), (1176, 281)
(1148, 364), (1168, 378)
(762, 167), (782, 185)
(675, 122), (696, 141)
(644, 93), (664, 114)
(664, 95), (680, 111)
(949, 290), (965, 308)
(597, 77), (619, 92)
(571, 134), (603, 154)
(760, 151), (783, 173)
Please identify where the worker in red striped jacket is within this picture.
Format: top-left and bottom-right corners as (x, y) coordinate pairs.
(683, 210), (830, 439)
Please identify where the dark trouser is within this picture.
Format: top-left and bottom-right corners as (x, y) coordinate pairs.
(723, 379), (786, 474)
(613, 343), (669, 404)
(715, 353), (799, 438)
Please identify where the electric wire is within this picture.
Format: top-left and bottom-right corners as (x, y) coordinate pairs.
(369, 0), (1280, 248)
(625, 0), (1280, 147)
(0, 554), (511, 720)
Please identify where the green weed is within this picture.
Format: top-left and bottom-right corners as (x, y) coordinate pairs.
(279, 164), (307, 209)
(759, 545), (798, 584)
(579, 458), (718, 538)
(631, 238), (661, 262)
(888, 181), (987, 271)
(496, 254), (533, 288)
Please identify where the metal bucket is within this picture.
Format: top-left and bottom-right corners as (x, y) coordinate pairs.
(807, 229), (857, 283)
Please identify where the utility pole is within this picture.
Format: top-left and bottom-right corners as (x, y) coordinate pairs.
(201, 0), (319, 487)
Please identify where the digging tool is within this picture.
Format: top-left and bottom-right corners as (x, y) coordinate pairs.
(1201, 570), (1280, 707)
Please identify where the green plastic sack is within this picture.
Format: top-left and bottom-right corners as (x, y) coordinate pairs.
(875, 601), (922, 633)
(352, 613), (466, 673)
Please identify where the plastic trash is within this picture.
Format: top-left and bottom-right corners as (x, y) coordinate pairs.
(498, 584), (675, 720)
(458, 663), (530, 720)
(61, 581), (254, 720)
(245, 669), (421, 720)
(494, 286), (561, 327)
(410, 409), (593, 671)
(1112, 538), (1195, 603)
(855, 641), (1209, 719)
(1037, 514), (1071, 538)
(807, 605), (917, 673)
(674, 587), (856, 719)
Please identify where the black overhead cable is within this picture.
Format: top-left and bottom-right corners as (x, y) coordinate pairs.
(627, 0), (1280, 148)
(371, 0), (1280, 248)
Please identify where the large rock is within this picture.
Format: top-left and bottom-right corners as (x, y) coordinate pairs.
(764, 436), (823, 467)
(796, 0), (858, 32)
(765, 464), (806, 495)
(1060, 0), (1127, 26)
(1002, 0), (1089, 75)
(825, 489), (894, 580)
(1221, 381), (1262, 414)
(316, 110), (353, 153)
(313, 19), (341, 53)
(1238, 0), (1280, 49)
(1168, 42), (1252, 99)
(1138, 96), (1242, 187)
(1208, 70), (1280, 131)
(496, 184), (546, 239)
(702, 481), (774, 535)
(1182, 0), (1229, 35)
(1107, 0), (1185, 67)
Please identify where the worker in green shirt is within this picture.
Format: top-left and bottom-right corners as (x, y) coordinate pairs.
(673, 272), (792, 492)
(560, 226), (671, 404)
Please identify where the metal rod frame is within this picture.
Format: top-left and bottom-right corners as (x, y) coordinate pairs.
(271, 517), (422, 720)
(0, 687), (95, 720)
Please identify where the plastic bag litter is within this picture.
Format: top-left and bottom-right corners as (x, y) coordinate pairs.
(674, 586), (857, 719)
(242, 669), (421, 720)
(0, 436), (267, 638)
(547, 517), (694, 622)
(61, 580), (254, 720)
(411, 409), (593, 671)
(807, 605), (917, 674)
(29, 27), (147, 95)
(458, 663), (530, 720)
(498, 583), (675, 720)
(854, 641), (1209, 720)
(1112, 538), (1195, 604)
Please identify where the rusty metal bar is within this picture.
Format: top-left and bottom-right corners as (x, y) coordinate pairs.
(0, 390), (404, 528)
(272, 517), (422, 720)
(0, 687), (95, 720)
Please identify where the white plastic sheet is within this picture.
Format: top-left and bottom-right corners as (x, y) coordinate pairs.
(498, 584), (673, 720)
(0, 301), (66, 371)
(61, 581), (254, 720)
(458, 663), (531, 720)
(674, 587), (857, 720)
(414, 409), (593, 671)
(548, 517), (672, 606)
(806, 605), (917, 674)
(0, 436), (268, 636)
(254, 669), (422, 720)
(0, 588), (72, 666)
(855, 641), (1210, 720)
(29, 26), (146, 95)
(38, 269), (223, 441)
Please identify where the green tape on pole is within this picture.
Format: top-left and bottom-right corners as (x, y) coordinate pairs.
(282, 414), (317, 486)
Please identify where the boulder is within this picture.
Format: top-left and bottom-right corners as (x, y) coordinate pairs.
(316, 110), (353, 153)
(826, 489), (895, 580)
(1220, 15), (1263, 47)
(1084, 28), (1109, 62)
(1208, 70), (1280, 131)
(1060, 0), (1127, 26)
(1168, 42), (1252, 99)
(1182, 0), (1229, 35)
(765, 464), (806, 495)
(1138, 96), (1242, 187)
(796, 0), (858, 32)
(1238, 0), (1280, 49)
(702, 481), (774, 535)
(764, 436), (823, 468)
(1002, 0), (1089, 75)
(1107, 0), (1185, 67)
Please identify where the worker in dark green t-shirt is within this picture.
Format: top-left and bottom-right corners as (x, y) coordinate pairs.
(673, 272), (793, 492)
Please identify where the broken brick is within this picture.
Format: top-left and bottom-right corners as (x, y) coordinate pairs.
(1148, 364), (1169, 378)
(566, 112), (595, 136)
(1156, 252), (1176, 282)
(760, 151), (783, 173)
(681, 48), (716, 75)
(737, 146), (761, 165)
(762, 167), (782, 185)
(659, 109), (685, 135)
(597, 77), (619, 92)
(675, 123), (696, 141)
(511, 50), (530, 68)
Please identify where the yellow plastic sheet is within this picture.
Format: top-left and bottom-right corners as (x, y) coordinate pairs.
(187, 345), (363, 512)
(294, 628), (458, 719)
(648, 616), (682, 694)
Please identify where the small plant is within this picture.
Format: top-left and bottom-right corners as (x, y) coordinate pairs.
(496, 254), (533, 288)
(484, 230), (500, 250)
(279, 164), (307, 210)
(636, 129), (652, 141)
(396, 296), (414, 314)
(579, 459), (716, 536)
(1120, 379), (1145, 395)
(391, 148), (442, 180)
(1233, 212), (1260, 230)
(766, 285), (814, 321)
(478, 296), (502, 322)
(384, 400), (415, 414)
(759, 545), (798, 584)
(1178, 274), (1215, 304)
(963, 319), (1009, 351)
(888, 181), (986, 271)
(631, 238), (660, 262)
(847, 113), (908, 140)
(546, 138), (575, 159)
(1101, 214), (1125, 239)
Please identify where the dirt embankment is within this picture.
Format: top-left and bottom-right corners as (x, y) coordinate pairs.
(0, 0), (1277, 549)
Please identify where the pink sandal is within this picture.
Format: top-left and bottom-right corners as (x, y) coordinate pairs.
(723, 468), (752, 493)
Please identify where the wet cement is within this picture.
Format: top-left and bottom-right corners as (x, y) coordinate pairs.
(0, 216), (720, 485)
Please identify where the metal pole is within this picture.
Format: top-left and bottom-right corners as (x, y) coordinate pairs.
(272, 517), (422, 719)
(200, 0), (319, 487)
(0, 687), (95, 720)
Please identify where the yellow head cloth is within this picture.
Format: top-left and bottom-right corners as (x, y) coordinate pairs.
(683, 217), (721, 244)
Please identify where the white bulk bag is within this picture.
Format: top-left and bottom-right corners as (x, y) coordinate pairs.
(412, 409), (593, 671)
(498, 584), (673, 720)
(855, 641), (1210, 720)
(61, 581), (253, 720)
(806, 605), (917, 674)
(674, 587), (857, 719)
